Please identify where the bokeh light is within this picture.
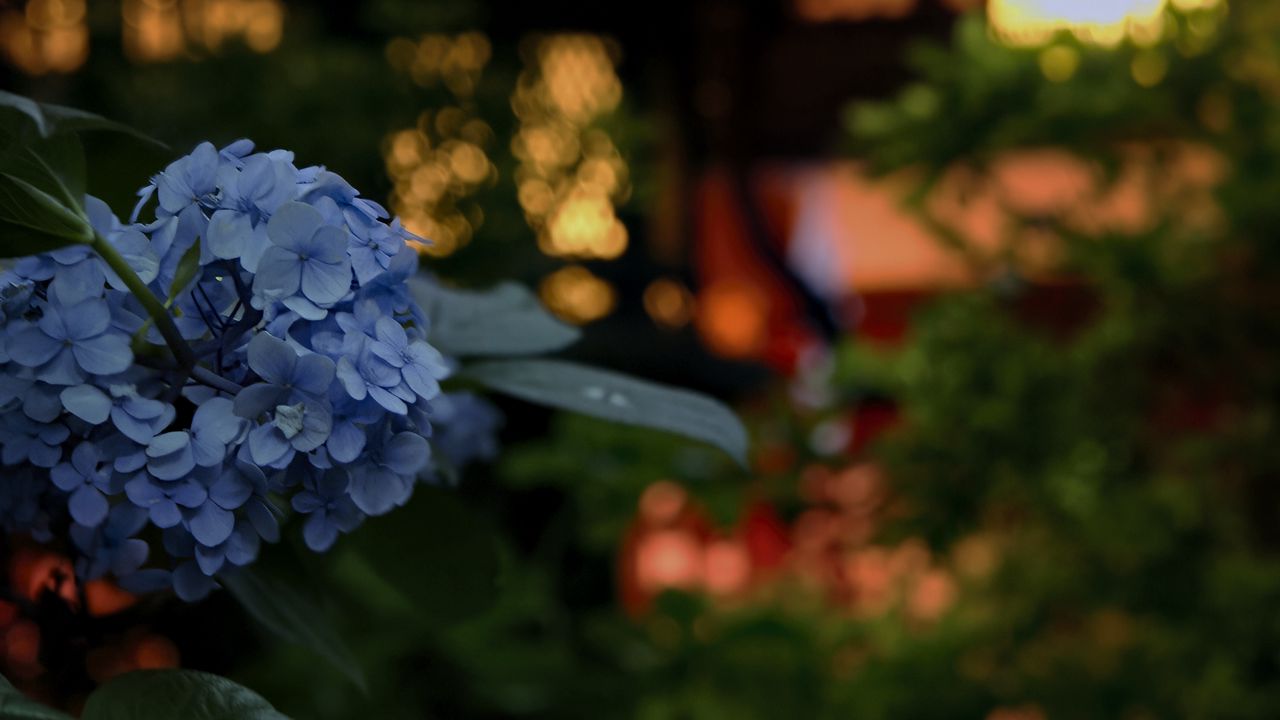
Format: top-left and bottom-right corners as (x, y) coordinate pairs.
(514, 35), (631, 264)
(383, 33), (496, 258)
(0, 0), (88, 74)
(121, 0), (285, 63)
(538, 265), (617, 324)
(988, 0), (1224, 47)
(643, 277), (695, 330)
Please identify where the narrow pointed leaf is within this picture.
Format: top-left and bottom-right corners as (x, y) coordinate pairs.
(411, 277), (580, 357)
(220, 567), (366, 691)
(0, 90), (166, 148)
(464, 359), (749, 466)
(168, 239), (203, 304)
(0, 173), (92, 257)
(81, 670), (288, 720)
(0, 135), (86, 214)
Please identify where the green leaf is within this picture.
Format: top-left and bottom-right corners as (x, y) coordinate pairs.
(81, 670), (288, 720)
(411, 277), (580, 357)
(0, 90), (166, 148)
(0, 173), (92, 258)
(220, 567), (366, 692)
(0, 673), (72, 720)
(344, 485), (500, 624)
(0, 135), (86, 214)
(167, 239), (202, 305)
(463, 359), (749, 466)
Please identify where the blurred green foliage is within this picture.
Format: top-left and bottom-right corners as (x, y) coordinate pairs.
(241, 4), (1280, 716)
(13, 1), (1279, 716)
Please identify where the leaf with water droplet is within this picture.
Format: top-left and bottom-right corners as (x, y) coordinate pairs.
(463, 359), (749, 466)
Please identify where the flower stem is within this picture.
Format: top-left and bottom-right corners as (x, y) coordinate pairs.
(91, 233), (242, 396)
(192, 366), (242, 395)
(92, 233), (196, 366)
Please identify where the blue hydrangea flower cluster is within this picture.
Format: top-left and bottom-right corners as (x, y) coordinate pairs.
(0, 140), (500, 601)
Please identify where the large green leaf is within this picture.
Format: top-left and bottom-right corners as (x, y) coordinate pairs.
(411, 277), (580, 357)
(344, 485), (501, 624)
(0, 173), (92, 257)
(81, 671), (287, 720)
(0, 674), (71, 720)
(0, 90), (165, 148)
(0, 134), (86, 214)
(464, 359), (749, 466)
(220, 567), (366, 691)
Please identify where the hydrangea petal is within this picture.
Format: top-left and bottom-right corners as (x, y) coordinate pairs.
(189, 502), (235, 547)
(302, 512), (339, 552)
(72, 333), (132, 375)
(61, 384), (111, 424)
(246, 333), (296, 384)
(301, 258), (352, 306)
(68, 486), (108, 527)
(7, 326), (62, 367)
(382, 432), (430, 475)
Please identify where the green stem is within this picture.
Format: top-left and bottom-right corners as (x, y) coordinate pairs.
(92, 233), (196, 367)
(90, 233), (242, 395)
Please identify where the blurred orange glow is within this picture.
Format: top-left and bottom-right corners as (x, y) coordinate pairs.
(785, 147), (1222, 294)
(908, 569), (957, 621)
(640, 480), (689, 525)
(514, 34), (630, 290)
(538, 265), (617, 324)
(694, 281), (770, 358)
(122, 0), (284, 63)
(643, 278), (695, 330)
(534, 35), (622, 123)
(384, 36), (497, 258)
(85, 580), (139, 617)
(635, 530), (703, 592)
(0, 0), (88, 74)
(10, 548), (76, 606)
(4, 620), (41, 677)
(703, 540), (751, 595)
(794, 0), (917, 22)
(540, 192), (628, 260)
(87, 631), (181, 684)
(131, 634), (180, 670)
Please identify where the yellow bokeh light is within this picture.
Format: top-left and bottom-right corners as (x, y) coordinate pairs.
(514, 34), (631, 266)
(1131, 50), (1169, 86)
(119, 0), (284, 63)
(1038, 44), (1080, 82)
(539, 265), (617, 325)
(384, 32), (496, 258)
(988, 0), (1221, 47)
(2, 0), (88, 74)
(643, 278), (695, 330)
(541, 193), (628, 260)
(537, 36), (622, 123)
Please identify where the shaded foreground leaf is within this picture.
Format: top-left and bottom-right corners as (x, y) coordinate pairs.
(220, 567), (366, 691)
(81, 670), (287, 720)
(347, 485), (501, 624)
(0, 673), (71, 720)
(411, 277), (580, 357)
(464, 359), (749, 466)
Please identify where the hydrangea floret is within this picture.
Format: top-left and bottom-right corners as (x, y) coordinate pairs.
(0, 141), (499, 601)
